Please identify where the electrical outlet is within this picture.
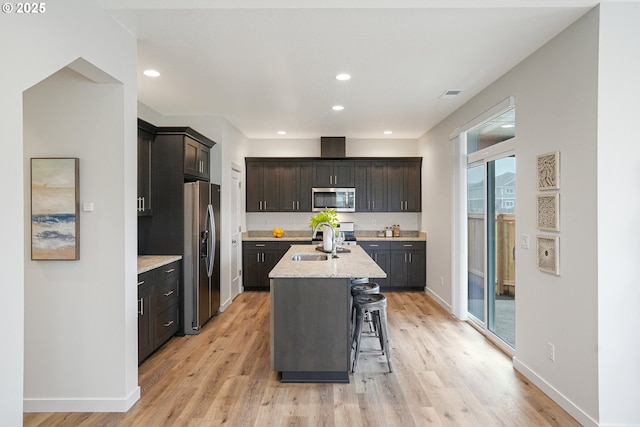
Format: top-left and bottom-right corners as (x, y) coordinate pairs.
(439, 277), (444, 287)
(372, 219), (377, 225)
(547, 342), (555, 361)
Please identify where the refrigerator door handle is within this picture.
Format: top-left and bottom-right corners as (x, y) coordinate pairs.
(206, 204), (215, 277)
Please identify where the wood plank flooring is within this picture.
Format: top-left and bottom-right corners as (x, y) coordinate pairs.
(24, 291), (580, 427)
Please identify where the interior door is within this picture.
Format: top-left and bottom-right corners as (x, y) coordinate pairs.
(231, 168), (242, 298)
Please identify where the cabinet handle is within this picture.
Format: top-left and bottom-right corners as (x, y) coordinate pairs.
(401, 201), (404, 210)
(164, 320), (174, 327)
(256, 244), (266, 247)
(297, 201), (300, 210)
(264, 201), (267, 210)
(369, 244), (379, 247)
(372, 200), (375, 210)
(138, 280), (145, 286)
(164, 268), (175, 274)
(374, 254), (378, 262)
(409, 253), (412, 263)
(141, 197), (145, 212)
(257, 253), (260, 263)
(259, 201), (263, 210)
(293, 201), (295, 210)
(404, 253), (407, 262)
(164, 290), (174, 297)
(262, 253), (265, 262)
(403, 244), (413, 247)
(405, 201), (408, 210)
(334, 175), (337, 184)
(138, 298), (143, 316)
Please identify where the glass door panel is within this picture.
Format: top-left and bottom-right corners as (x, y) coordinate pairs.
(467, 164), (485, 322)
(488, 156), (515, 347)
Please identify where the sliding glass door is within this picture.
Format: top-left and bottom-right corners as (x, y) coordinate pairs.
(467, 153), (516, 348)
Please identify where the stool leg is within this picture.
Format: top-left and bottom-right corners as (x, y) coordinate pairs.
(352, 307), (365, 373)
(379, 306), (392, 373)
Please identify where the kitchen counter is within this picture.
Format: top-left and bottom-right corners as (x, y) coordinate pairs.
(268, 244), (386, 279)
(269, 244), (385, 383)
(137, 255), (182, 274)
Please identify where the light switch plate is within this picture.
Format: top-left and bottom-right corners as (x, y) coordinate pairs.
(521, 234), (529, 249)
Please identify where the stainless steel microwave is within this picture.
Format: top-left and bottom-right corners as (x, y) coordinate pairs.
(312, 187), (355, 212)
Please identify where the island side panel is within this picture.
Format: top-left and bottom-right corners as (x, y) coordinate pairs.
(271, 277), (351, 375)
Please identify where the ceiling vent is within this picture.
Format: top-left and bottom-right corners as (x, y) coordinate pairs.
(321, 136), (346, 158)
(439, 89), (462, 100)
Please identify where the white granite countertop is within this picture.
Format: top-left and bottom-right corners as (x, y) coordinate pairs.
(269, 244), (386, 279)
(137, 255), (182, 274)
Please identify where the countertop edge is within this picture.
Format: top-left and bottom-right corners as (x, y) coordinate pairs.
(138, 255), (182, 274)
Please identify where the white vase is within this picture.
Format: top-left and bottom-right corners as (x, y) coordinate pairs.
(322, 225), (333, 252)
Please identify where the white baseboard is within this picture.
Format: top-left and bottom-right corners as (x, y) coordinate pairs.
(513, 357), (597, 427)
(425, 286), (452, 313)
(24, 386), (140, 413)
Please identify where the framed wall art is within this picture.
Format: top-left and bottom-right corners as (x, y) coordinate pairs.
(536, 234), (559, 275)
(537, 151), (560, 190)
(31, 158), (80, 260)
(536, 193), (560, 231)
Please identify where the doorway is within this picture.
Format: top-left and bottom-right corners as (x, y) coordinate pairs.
(231, 167), (243, 299)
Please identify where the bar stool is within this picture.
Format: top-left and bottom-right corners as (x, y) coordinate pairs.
(350, 282), (380, 337)
(351, 293), (392, 373)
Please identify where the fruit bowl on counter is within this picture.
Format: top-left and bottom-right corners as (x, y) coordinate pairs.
(272, 227), (284, 238)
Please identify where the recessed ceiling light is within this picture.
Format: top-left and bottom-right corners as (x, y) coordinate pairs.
(335, 73), (351, 81)
(383, 130), (393, 135)
(277, 130), (287, 135)
(143, 69), (160, 77)
(332, 105), (344, 111)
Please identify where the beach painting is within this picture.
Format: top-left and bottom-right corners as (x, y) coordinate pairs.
(31, 158), (80, 260)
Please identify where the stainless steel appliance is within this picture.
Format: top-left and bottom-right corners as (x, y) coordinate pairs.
(312, 187), (355, 212)
(183, 181), (220, 334)
(337, 221), (357, 245)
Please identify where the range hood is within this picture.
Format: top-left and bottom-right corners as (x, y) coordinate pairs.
(321, 136), (346, 157)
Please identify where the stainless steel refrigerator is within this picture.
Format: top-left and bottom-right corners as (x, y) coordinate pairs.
(183, 181), (220, 334)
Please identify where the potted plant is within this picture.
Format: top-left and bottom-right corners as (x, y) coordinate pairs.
(309, 208), (339, 251)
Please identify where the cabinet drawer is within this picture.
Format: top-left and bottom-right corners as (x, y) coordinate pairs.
(156, 261), (180, 280)
(358, 241), (391, 251)
(245, 241), (278, 250)
(153, 304), (179, 348)
(390, 241), (426, 251)
(152, 276), (179, 313)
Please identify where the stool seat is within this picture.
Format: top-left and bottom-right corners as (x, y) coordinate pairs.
(351, 282), (380, 296)
(351, 293), (392, 373)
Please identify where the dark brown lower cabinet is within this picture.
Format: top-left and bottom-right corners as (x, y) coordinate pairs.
(359, 240), (426, 290)
(243, 240), (312, 290)
(138, 260), (181, 364)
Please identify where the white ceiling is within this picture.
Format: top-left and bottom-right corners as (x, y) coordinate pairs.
(101, 1), (601, 139)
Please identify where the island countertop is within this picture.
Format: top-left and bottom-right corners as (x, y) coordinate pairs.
(269, 244), (386, 279)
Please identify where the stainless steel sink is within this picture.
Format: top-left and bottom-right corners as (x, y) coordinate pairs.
(291, 253), (328, 261)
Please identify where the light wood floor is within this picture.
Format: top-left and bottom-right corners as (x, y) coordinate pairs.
(24, 291), (579, 427)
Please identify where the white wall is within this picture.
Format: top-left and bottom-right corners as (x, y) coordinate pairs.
(0, 0), (137, 419)
(420, 5), (640, 425)
(596, 3), (640, 425)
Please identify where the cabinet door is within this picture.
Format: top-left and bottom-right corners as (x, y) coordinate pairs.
(334, 161), (354, 187)
(369, 250), (390, 287)
(403, 161), (421, 212)
(137, 275), (153, 363)
(183, 137), (201, 178)
(197, 143), (210, 181)
(262, 162), (280, 212)
(354, 161), (370, 212)
(137, 135), (153, 216)
(406, 249), (426, 288)
(387, 161), (405, 212)
(246, 161), (264, 212)
(242, 247), (263, 287)
(389, 250), (407, 287)
(279, 163), (298, 212)
(297, 162), (313, 212)
(313, 161), (334, 187)
(369, 161), (388, 212)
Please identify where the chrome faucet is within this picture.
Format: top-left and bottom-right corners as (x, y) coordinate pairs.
(312, 222), (338, 258)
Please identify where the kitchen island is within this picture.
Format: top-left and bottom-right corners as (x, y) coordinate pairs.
(269, 244), (386, 383)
